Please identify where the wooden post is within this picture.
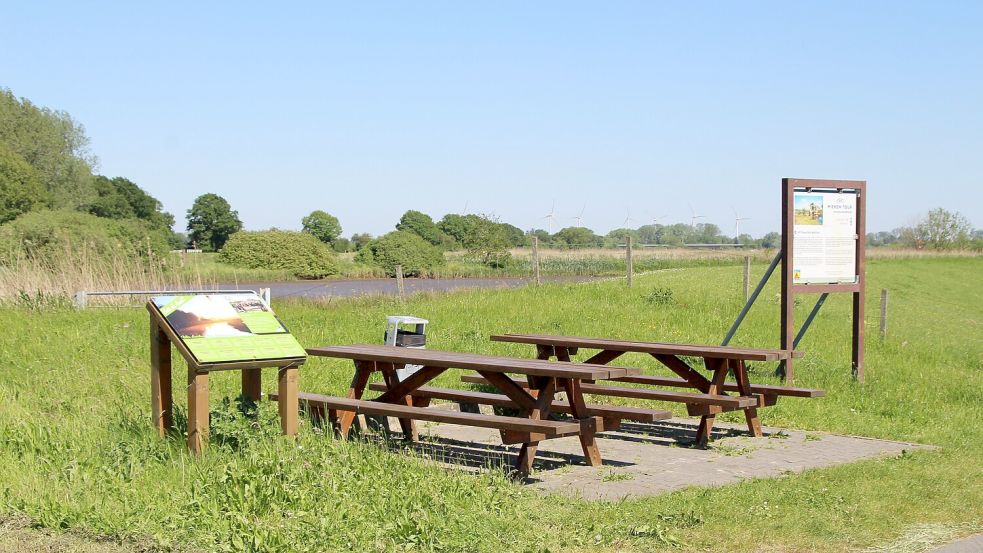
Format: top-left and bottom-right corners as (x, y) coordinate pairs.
(395, 265), (405, 297)
(780, 180), (795, 382)
(853, 186), (867, 383)
(150, 320), (172, 436)
(743, 256), (751, 301)
(532, 237), (541, 285)
(187, 368), (209, 455)
(879, 289), (888, 338)
(278, 365), (299, 436)
(626, 236), (633, 287)
(241, 369), (262, 402)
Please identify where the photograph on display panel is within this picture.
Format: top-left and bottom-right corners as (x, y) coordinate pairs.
(151, 293), (306, 364)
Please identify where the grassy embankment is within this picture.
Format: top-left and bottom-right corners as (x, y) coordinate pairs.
(0, 257), (980, 551)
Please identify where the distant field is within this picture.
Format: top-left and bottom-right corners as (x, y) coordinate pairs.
(0, 257), (980, 551)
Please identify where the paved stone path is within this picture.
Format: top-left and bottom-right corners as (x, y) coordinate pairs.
(372, 411), (934, 500)
(931, 534), (983, 552)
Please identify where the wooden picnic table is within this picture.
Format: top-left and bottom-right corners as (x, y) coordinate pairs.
(486, 334), (822, 446)
(303, 344), (664, 476)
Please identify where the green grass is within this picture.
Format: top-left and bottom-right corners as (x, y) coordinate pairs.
(1, 257), (981, 551)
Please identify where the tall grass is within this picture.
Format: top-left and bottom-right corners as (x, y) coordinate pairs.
(0, 245), (215, 305)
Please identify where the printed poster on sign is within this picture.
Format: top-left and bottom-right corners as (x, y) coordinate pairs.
(792, 192), (858, 284)
(151, 293), (306, 364)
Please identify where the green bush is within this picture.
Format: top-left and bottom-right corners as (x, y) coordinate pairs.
(355, 230), (445, 276)
(219, 230), (338, 279)
(0, 209), (171, 265)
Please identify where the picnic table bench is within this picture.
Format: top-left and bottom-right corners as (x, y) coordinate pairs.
(303, 344), (671, 476)
(483, 334), (824, 446)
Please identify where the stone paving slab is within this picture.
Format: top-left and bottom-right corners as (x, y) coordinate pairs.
(371, 412), (935, 500)
(931, 534), (983, 552)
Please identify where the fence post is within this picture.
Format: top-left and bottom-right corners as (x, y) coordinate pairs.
(73, 291), (87, 310)
(879, 288), (888, 337)
(396, 265), (405, 298)
(626, 236), (634, 287)
(532, 237), (542, 285)
(743, 256), (751, 301)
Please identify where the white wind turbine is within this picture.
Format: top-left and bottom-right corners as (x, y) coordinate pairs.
(542, 201), (557, 234)
(650, 213), (669, 225)
(624, 208), (633, 229)
(572, 204), (586, 227)
(733, 207), (751, 241)
(689, 203), (705, 230)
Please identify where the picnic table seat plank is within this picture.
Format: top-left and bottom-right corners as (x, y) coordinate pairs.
(306, 344), (639, 380)
(366, 383), (673, 423)
(615, 374), (825, 398)
(319, 395), (583, 436)
(492, 333), (804, 361)
(460, 374), (757, 409)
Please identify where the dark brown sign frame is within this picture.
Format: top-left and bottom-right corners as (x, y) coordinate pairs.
(781, 178), (866, 383)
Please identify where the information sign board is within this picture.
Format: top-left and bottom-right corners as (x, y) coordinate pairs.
(792, 191), (858, 284)
(150, 292), (306, 364)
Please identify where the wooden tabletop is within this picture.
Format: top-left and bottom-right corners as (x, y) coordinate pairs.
(490, 334), (803, 362)
(307, 344), (640, 380)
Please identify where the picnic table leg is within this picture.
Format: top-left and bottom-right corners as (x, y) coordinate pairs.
(187, 368), (209, 455)
(695, 358), (729, 447)
(514, 376), (557, 476)
(380, 364), (418, 441)
(561, 378), (603, 466)
(338, 361), (373, 439)
(731, 359), (763, 437)
(278, 365), (299, 436)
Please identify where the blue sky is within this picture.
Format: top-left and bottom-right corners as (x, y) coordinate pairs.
(3, 2), (981, 237)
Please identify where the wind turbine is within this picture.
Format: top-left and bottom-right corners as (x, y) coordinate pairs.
(542, 201), (557, 234)
(733, 207), (751, 241)
(462, 201), (469, 214)
(650, 213), (669, 225)
(572, 204), (586, 227)
(689, 204), (705, 230)
(624, 208), (633, 229)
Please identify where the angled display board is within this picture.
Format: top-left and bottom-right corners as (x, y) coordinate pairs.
(150, 292), (306, 364)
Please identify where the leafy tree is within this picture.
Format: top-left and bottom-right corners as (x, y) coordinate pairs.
(355, 230), (445, 276)
(350, 232), (373, 251)
(0, 143), (47, 224)
(461, 215), (513, 267)
(526, 228), (551, 245)
(604, 228), (640, 248)
(397, 210), (447, 246)
(760, 232), (781, 249)
(331, 237), (353, 253)
(899, 208), (974, 250)
(301, 210), (342, 244)
(553, 226), (603, 249)
(0, 88), (96, 210)
(186, 193), (242, 251)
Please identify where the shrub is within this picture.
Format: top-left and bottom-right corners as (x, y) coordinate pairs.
(219, 230), (337, 279)
(355, 230), (444, 276)
(0, 209), (171, 266)
(646, 287), (675, 306)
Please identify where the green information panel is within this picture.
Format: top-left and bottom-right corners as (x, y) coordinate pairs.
(151, 293), (306, 364)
